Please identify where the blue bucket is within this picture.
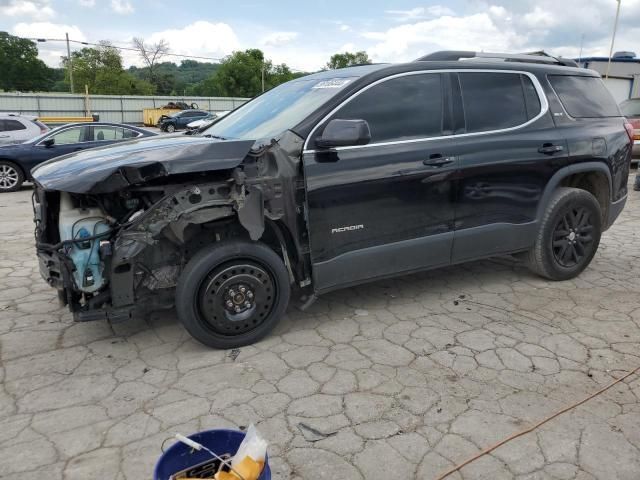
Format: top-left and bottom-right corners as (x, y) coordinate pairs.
(154, 429), (271, 480)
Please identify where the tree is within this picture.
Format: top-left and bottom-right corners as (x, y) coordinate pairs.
(196, 49), (301, 98)
(326, 51), (371, 69)
(132, 37), (169, 87)
(63, 42), (154, 95)
(0, 32), (53, 92)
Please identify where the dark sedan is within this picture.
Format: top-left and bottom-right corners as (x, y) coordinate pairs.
(0, 122), (154, 192)
(158, 110), (210, 132)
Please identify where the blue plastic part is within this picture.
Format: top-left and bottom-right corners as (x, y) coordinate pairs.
(153, 429), (271, 480)
(64, 220), (110, 293)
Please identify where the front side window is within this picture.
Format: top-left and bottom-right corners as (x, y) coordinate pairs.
(459, 72), (538, 133)
(328, 73), (443, 143)
(48, 127), (84, 145)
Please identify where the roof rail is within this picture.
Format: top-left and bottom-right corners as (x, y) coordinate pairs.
(415, 50), (579, 67)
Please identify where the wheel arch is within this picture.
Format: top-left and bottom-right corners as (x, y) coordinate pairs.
(537, 162), (611, 225)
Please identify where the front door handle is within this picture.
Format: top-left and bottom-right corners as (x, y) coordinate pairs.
(538, 143), (564, 155)
(423, 154), (454, 167)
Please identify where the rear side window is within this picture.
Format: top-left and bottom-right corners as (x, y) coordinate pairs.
(0, 119), (27, 132)
(459, 72), (540, 133)
(332, 73), (443, 143)
(548, 75), (620, 118)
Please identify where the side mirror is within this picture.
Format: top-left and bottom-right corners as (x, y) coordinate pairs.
(316, 119), (371, 148)
(42, 138), (55, 148)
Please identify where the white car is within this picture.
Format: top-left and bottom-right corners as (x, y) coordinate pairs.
(0, 113), (49, 145)
(185, 111), (230, 131)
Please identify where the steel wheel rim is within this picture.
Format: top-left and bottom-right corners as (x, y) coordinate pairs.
(552, 206), (594, 268)
(0, 165), (19, 189)
(197, 260), (277, 336)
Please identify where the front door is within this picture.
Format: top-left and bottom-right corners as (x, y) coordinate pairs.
(303, 72), (458, 292)
(25, 125), (92, 172)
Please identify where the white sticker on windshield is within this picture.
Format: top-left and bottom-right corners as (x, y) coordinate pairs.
(312, 79), (352, 89)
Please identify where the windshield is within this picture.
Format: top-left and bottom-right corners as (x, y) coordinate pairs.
(202, 76), (356, 140)
(620, 99), (640, 117)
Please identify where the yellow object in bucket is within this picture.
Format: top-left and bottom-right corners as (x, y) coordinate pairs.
(215, 456), (264, 480)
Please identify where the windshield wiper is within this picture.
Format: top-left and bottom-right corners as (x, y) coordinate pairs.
(202, 134), (227, 140)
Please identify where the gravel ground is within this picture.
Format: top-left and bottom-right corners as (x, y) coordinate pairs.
(1, 179), (640, 480)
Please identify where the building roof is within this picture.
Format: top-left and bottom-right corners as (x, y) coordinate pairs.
(578, 57), (640, 64)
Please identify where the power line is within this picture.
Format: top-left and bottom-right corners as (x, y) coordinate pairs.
(22, 36), (226, 62)
(21, 35), (308, 71)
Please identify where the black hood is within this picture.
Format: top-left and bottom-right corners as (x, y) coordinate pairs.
(31, 134), (255, 194)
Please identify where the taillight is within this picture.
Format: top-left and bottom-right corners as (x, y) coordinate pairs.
(624, 121), (634, 145)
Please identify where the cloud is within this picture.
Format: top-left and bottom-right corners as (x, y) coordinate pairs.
(362, 0), (640, 63)
(144, 21), (240, 63)
(386, 6), (455, 21)
(260, 31), (299, 48)
(364, 12), (523, 62)
(12, 22), (86, 67)
(110, 0), (133, 14)
(0, 0), (55, 20)
(78, 0), (95, 6)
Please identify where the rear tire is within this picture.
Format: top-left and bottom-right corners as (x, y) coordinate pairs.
(0, 161), (24, 192)
(175, 240), (290, 349)
(526, 187), (602, 280)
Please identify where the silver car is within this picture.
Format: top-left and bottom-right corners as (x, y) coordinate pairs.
(0, 113), (49, 145)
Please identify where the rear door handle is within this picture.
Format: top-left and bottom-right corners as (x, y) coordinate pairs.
(423, 154), (454, 167)
(538, 144), (564, 155)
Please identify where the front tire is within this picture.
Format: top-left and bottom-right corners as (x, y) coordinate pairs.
(526, 187), (602, 280)
(175, 240), (290, 349)
(165, 124), (176, 133)
(0, 161), (24, 192)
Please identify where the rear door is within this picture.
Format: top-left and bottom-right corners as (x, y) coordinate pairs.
(304, 72), (459, 292)
(447, 71), (569, 263)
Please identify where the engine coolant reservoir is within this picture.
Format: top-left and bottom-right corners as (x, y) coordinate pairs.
(58, 193), (111, 293)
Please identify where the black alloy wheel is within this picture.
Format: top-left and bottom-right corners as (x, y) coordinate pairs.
(551, 206), (595, 268)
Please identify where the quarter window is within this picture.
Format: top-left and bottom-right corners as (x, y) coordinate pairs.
(329, 73), (443, 143)
(459, 72), (540, 133)
(549, 75), (620, 118)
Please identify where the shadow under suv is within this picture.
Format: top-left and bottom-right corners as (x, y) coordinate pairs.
(32, 51), (633, 349)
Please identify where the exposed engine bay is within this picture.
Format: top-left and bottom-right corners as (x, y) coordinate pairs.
(32, 132), (311, 322)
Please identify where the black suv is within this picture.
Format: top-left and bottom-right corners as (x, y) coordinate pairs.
(32, 51), (633, 349)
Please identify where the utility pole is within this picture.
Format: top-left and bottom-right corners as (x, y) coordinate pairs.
(578, 34), (585, 65)
(606, 0), (622, 79)
(66, 32), (75, 93)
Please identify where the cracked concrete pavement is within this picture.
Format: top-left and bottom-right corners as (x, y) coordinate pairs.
(1, 180), (640, 480)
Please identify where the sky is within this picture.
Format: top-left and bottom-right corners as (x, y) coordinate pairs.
(1, 0), (640, 72)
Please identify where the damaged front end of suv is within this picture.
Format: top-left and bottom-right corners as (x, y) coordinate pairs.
(32, 132), (311, 326)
